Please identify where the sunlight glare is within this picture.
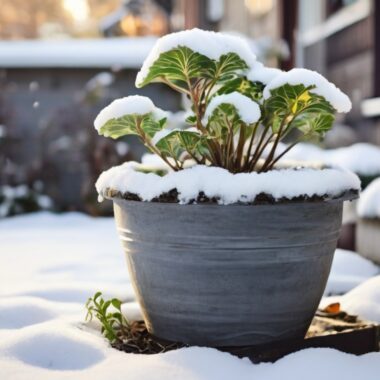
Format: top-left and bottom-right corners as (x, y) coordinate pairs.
(63, 0), (90, 23)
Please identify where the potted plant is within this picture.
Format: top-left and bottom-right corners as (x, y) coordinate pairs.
(94, 29), (359, 347)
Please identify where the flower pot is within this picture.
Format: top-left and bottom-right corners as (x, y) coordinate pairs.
(356, 218), (380, 265)
(112, 195), (352, 347)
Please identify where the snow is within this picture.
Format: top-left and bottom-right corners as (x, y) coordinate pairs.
(325, 249), (379, 295)
(94, 96), (157, 132)
(204, 92), (261, 124)
(247, 62), (283, 84)
(323, 275), (380, 323)
(281, 143), (380, 176)
(96, 163), (359, 204)
(0, 37), (157, 68)
(141, 153), (170, 169)
(357, 178), (380, 219)
(1, 212), (380, 379)
(263, 68), (352, 113)
(136, 28), (256, 87)
(85, 72), (114, 91)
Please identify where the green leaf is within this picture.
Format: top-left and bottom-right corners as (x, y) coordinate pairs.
(155, 129), (208, 159)
(185, 115), (197, 124)
(98, 113), (164, 139)
(155, 131), (183, 160)
(208, 53), (249, 84)
(140, 115), (166, 138)
(99, 115), (139, 139)
(137, 48), (249, 91)
(137, 46), (214, 88)
(264, 84), (335, 134)
(206, 103), (245, 141)
(293, 113), (335, 137)
(265, 84), (334, 117)
(111, 299), (122, 310)
(217, 77), (264, 102)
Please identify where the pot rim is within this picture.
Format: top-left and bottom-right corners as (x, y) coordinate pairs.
(105, 188), (358, 206)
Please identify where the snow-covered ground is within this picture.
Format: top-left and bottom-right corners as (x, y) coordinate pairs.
(1, 212), (380, 379)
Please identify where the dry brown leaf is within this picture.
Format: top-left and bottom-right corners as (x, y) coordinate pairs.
(323, 302), (341, 314)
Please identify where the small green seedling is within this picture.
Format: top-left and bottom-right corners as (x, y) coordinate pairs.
(85, 291), (130, 343)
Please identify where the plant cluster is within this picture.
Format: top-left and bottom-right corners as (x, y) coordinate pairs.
(95, 29), (350, 173)
(85, 292), (184, 353)
(85, 292), (130, 343)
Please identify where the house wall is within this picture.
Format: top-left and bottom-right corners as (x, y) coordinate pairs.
(220, 0), (281, 40)
(298, 0), (378, 142)
(0, 67), (180, 210)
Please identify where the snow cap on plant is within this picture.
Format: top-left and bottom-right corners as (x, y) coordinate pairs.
(247, 62), (283, 85)
(94, 28), (352, 173)
(203, 92), (261, 127)
(135, 28), (257, 87)
(263, 68), (352, 113)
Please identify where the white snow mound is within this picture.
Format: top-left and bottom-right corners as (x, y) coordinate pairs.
(325, 249), (379, 295)
(136, 28), (256, 87)
(96, 163), (360, 204)
(94, 95), (157, 131)
(323, 275), (380, 323)
(204, 92), (261, 124)
(1, 213), (380, 378)
(357, 178), (380, 219)
(263, 68), (352, 113)
(247, 62), (283, 85)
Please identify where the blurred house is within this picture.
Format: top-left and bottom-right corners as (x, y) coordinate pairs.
(0, 37), (179, 212)
(297, 0), (379, 143)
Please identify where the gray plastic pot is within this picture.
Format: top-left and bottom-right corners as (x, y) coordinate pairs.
(112, 195), (352, 347)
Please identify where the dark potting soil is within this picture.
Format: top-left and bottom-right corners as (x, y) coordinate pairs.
(111, 320), (187, 354)
(105, 188), (358, 205)
(110, 305), (378, 362)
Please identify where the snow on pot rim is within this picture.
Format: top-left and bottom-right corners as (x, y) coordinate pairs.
(96, 163), (360, 205)
(357, 178), (380, 219)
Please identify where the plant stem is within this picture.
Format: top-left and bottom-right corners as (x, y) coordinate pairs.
(248, 132), (274, 171)
(186, 75), (223, 166)
(235, 124), (246, 170)
(161, 78), (190, 96)
(135, 117), (179, 171)
(264, 140), (300, 171)
(260, 115), (289, 172)
(244, 122), (259, 169)
(247, 123), (271, 170)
